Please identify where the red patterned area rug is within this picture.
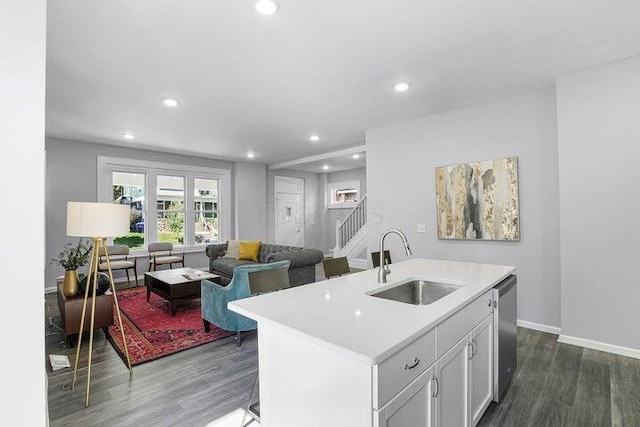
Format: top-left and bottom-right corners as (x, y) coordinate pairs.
(106, 287), (234, 366)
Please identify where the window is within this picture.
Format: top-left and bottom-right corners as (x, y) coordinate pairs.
(98, 156), (231, 251)
(111, 171), (146, 249)
(328, 180), (360, 209)
(157, 175), (185, 245)
(194, 178), (218, 244)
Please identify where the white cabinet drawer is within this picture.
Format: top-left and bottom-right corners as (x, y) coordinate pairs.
(435, 289), (493, 359)
(373, 328), (435, 409)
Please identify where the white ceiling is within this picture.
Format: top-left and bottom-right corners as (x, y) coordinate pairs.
(46, 0), (640, 169)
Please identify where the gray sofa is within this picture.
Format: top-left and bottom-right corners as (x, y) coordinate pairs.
(205, 242), (324, 287)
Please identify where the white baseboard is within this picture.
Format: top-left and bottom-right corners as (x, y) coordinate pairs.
(558, 334), (640, 360)
(515, 320), (640, 359)
(517, 319), (561, 335)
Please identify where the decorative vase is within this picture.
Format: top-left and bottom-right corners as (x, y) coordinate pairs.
(62, 269), (79, 298)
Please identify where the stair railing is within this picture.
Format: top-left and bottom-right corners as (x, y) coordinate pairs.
(336, 195), (367, 250)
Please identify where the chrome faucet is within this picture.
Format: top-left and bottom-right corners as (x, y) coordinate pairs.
(378, 228), (412, 283)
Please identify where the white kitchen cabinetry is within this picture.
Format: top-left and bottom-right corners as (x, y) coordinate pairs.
(376, 290), (494, 427)
(434, 335), (471, 427)
(375, 366), (435, 427)
(373, 328), (436, 409)
(433, 313), (493, 427)
(470, 315), (494, 426)
(430, 288), (493, 424)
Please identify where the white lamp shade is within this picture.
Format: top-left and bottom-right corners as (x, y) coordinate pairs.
(66, 202), (130, 238)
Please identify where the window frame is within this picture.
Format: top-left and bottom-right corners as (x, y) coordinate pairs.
(97, 156), (231, 253)
(327, 180), (361, 209)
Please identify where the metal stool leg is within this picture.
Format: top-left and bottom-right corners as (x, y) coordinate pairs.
(241, 371), (260, 427)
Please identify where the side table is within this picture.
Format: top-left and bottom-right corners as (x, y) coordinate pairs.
(56, 282), (114, 346)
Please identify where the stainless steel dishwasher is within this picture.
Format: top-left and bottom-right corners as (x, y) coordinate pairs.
(492, 274), (517, 402)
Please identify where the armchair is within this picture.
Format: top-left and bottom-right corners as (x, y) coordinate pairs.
(98, 244), (138, 286)
(201, 260), (291, 347)
(147, 242), (185, 271)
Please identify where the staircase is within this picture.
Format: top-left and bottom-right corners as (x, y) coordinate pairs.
(333, 195), (369, 269)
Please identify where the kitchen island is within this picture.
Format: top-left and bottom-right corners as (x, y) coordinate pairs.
(229, 258), (516, 427)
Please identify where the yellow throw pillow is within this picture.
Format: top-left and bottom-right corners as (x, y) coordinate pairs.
(237, 240), (261, 262)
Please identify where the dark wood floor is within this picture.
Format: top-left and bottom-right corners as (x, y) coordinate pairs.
(478, 328), (640, 427)
(45, 268), (640, 426)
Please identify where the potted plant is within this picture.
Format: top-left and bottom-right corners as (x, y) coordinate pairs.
(51, 238), (93, 297)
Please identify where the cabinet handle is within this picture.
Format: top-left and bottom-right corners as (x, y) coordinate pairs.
(468, 342), (474, 360)
(488, 299), (492, 307)
(432, 375), (439, 398)
(472, 338), (478, 356)
(404, 357), (420, 370)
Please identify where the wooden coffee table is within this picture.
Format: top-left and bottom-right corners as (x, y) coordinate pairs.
(145, 267), (219, 316)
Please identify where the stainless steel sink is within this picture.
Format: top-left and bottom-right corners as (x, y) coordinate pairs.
(370, 279), (462, 305)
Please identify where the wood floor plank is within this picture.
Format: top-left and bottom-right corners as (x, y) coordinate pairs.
(542, 342), (584, 406)
(525, 342), (584, 425)
(565, 348), (612, 427)
(515, 326), (539, 368)
(611, 353), (640, 427)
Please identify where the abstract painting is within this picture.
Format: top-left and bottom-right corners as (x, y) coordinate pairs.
(435, 156), (520, 241)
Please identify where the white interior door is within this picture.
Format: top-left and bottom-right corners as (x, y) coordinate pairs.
(275, 176), (304, 247)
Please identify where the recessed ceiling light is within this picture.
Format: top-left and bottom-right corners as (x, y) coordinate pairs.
(394, 82), (410, 92)
(162, 98), (178, 107)
(123, 133), (135, 140)
(309, 135), (320, 142)
(322, 165), (329, 170)
(255, 0), (279, 15)
(246, 152), (256, 159)
(352, 154), (360, 159)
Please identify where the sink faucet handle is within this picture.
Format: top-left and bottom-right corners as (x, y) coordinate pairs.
(383, 257), (391, 274)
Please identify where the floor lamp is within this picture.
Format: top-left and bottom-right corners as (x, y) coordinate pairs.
(66, 201), (133, 407)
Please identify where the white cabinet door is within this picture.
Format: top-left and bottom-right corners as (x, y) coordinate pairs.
(470, 314), (493, 426)
(376, 366), (435, 427)
(435, 336), (470, 427)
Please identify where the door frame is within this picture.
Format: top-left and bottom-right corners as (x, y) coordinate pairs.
(274, 176), (305, 246)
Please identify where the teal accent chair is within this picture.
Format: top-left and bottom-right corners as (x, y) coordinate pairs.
(201, 260), (291, 346)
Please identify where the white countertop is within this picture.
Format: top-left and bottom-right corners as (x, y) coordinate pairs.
(229, 258), (516, 365)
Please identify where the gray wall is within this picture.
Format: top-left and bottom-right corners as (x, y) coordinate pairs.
(557, 56), (640, 349)
(234, 161), (267, 240)
(1, 0), (47, 423)
(45, 137), (236, 289)
(326, 167), (367, 250)
(266, 169), (325, 250)
(366, 87), (561, 329)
